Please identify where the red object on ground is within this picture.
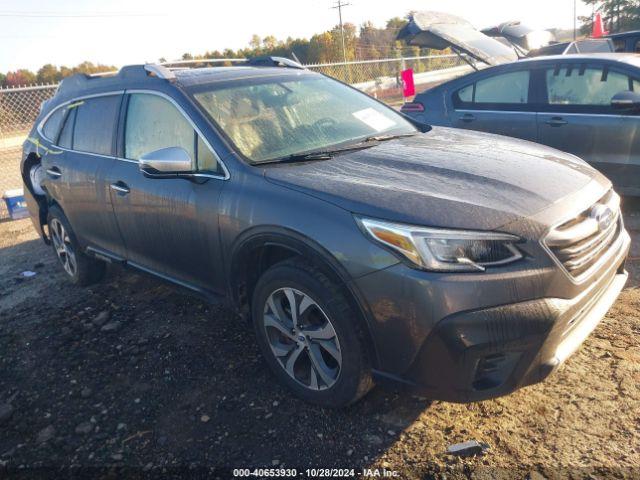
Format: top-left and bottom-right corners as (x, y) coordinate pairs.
(592, 12), (608, 38)
(401, 69), (415, 98)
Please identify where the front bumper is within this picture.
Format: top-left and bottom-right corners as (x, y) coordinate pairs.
(358, 229), (630, 403)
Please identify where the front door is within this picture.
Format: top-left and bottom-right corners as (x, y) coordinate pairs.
(450, 69), (538, 142)
(537, 62), (640, 192)
(107, 91), (227, 292)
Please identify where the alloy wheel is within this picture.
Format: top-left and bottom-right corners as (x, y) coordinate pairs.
(50, 218), (77, 277)
(263, 287), (342, 391)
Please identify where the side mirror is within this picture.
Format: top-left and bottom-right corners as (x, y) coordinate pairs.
(611, 91), (640, 112)
(139, 147), (193, 176)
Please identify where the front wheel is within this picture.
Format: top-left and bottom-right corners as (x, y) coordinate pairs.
(47, 206), (106, 286)
(252, 259), (372, 407)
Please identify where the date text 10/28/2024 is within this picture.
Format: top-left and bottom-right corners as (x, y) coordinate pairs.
(232, 468), (400, 477)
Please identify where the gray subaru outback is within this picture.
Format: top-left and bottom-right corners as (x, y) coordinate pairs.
(21, 57), (630, 408)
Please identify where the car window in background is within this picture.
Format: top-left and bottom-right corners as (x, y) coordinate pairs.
(455, 70), (530, 105)
(613, 39), (626, 52)
(191, 75), (416, 164)
(73, 96), (120, 156)
(546, 66), (632, 106)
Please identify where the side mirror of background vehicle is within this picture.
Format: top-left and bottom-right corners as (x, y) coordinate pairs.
(139, 147), (193, 177)
(611, 91), (640, 112)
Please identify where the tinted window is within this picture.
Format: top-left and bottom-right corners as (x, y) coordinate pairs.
(58, 109), (75, 149)
(455, 71), (530, 105)
(546, 66), (631, 106)
(73, 96), (121, 155)
(42, 108), (65, 141)
(125, 94), (195, 163)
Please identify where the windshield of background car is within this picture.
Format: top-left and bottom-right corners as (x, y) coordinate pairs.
(190, 74), (417, 163)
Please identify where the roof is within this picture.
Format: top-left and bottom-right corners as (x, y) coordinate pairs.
(606, 30), (640, 39)
(173, 66), (315, 87)
(516, 52), (640, 66)
(54, 57), (309, 99)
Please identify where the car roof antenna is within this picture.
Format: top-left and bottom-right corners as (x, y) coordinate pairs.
(452, 47), (479, 72)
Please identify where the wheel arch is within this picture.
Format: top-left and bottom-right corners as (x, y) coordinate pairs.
(227, 226), (381, 368)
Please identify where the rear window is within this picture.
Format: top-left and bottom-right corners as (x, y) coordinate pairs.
(72, 95), (121, 156)
(546, 66), (633, 106)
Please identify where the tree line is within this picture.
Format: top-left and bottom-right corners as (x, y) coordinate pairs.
(580, 0), (640, 33)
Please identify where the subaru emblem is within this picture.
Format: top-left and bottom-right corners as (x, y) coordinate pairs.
(590, 204), (614, 231)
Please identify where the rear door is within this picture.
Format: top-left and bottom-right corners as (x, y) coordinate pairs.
(106, 91), (227, 292)
(449, 67), (538, 142)
(40, 93), (126, 257)
(536, 61), (640, 192)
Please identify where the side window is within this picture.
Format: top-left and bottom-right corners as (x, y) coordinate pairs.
(454, 71), (530, 107)
(125, 93), (222, 174)
(73, 96), (121, 155)
(613, 39), (626, 52)
(57, 109), (75, 149)
(546, 65), (631, 106)
(42, 108), (65, 142)
(196, 135), (222, 174)
(125, 94), (195, 163)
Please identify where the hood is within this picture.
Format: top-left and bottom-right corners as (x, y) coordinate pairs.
(263, 127), (603, 232)
(397, 11), (518, 66)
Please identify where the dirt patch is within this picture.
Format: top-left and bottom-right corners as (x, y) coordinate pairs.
(0, 213), (638, 479)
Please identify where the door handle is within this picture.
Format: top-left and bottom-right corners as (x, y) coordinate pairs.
(110, 182), (130, 195)
(461, 113), (476, 123)
(46, 167), (62, 179)
(545, 117), (568, 127)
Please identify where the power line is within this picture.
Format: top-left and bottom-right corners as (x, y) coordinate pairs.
(330, 0), (351, 65)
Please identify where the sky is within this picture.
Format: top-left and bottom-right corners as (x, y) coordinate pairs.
(0, 0), (593, 72)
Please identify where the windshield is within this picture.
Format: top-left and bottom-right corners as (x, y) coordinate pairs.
(190, 74), (416, 164)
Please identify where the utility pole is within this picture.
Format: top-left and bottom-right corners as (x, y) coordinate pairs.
(331, 0), (351, 65)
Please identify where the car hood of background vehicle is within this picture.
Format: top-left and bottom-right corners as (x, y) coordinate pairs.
(263, 127), (600, 231)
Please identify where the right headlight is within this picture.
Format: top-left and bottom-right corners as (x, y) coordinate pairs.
(357, 217), (523, 272)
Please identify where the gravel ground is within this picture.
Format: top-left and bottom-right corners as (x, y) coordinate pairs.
(0, 209), (639, 480)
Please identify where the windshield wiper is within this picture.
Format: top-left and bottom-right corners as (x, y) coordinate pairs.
(259, 143), (378, 165)
(361, 132), (418, 143)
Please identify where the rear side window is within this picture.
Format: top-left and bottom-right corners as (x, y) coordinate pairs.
(455, 70), (530, 107)
(57, 109), (75, 149)
(546, 66), (632, 106)
(72, 96), (121, 155)
(42, 108), (65, 142)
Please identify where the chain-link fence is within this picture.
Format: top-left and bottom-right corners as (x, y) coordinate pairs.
(0, 53), (470, 220)
(307, 54), (470, 102)
(0, 84), (57, 218)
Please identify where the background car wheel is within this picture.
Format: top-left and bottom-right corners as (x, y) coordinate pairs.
(252, 259), (372, 408)
(47, 206), (106, 286)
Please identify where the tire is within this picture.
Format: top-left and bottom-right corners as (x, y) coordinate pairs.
(252, 258), (372, 407)
(47, 205), (106, 286)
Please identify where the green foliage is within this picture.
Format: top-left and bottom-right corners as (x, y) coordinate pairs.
(580, 0), (640, 34)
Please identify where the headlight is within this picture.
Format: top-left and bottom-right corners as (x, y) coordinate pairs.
(357, 217), (523, 272)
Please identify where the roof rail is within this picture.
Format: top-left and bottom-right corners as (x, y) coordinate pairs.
(246, 56), (305, 69)
(144, 64), (176, 81)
